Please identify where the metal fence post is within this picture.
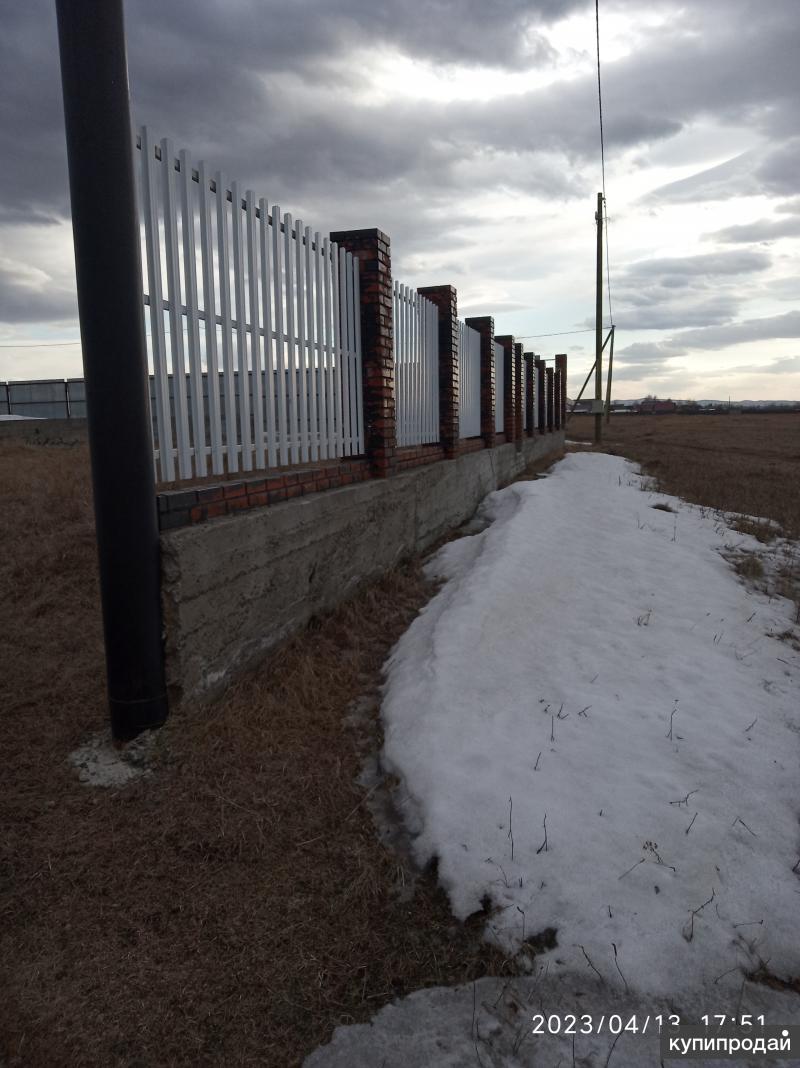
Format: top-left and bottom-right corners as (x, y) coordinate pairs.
(56, 0), (168, 741)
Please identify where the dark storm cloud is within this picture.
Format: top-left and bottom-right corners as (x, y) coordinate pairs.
(724, 355), (800, 375)
(625, 251), (771, 280)
(0, 257), (77, 323)
(649, 140), (800, 204)
(613, 315), (800, 384)
(704, 216), (800, 244)
(617, 310), (800, 366)
(2, 0), (800, 332)
(5, 0), (800, 222)
(675, 310), (800, 350)
(601, 250), (770, 332)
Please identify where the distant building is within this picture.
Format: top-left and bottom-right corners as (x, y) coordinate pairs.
(636, 399), (676, 415)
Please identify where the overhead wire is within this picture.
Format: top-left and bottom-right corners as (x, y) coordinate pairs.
(598, 0), (615, 328)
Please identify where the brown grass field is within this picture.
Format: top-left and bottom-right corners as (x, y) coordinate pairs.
(1, 414), (798, 1065)
(567, 412), (800, 538)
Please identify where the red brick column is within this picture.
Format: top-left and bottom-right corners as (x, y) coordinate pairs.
(465, 315), (496, 447)
(418, 284), (458, 459)
(523, 352), (534, 437)
(513, 342), (523, 446)
(494, 335), (515, 442)
(553, 367), (562, 430)
(546, 366), (555, 433)
(535, 357), (546, 435)
(329, 227), (395, 477)
(555, 353), (567, 427)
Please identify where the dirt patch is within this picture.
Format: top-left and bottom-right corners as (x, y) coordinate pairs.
(1, 440), (562, 1067)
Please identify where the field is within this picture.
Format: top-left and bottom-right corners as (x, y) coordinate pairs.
(1, 413), (798, 1065)
(567, 412), (800, 538)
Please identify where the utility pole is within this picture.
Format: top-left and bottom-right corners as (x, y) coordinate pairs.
(605, 325), (615, 424)
(594, 191), (603, 444)
(56, 0), (168, 741)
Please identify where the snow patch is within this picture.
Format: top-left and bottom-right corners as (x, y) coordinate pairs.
(69, 730), (158, 787)
(379, 452), (800, 1003)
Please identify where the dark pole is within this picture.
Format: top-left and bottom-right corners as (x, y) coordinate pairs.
(594, 191), (603, 444)
(56, 0), (168, 741)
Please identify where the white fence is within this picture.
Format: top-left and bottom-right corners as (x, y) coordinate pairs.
(522, 358), (528, 431)
(458, 321), (481, 438)
(393, 283), (439, 447)
(493, 341), (505, 434)
(137, 127), (363, 483)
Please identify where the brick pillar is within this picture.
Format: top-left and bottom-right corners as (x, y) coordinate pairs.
(555, 353), (567, 427)
(418, 284), (458, 459)
(553, 368), (562, 430)
(465, 315), (495, 447)
(535, 357), (546, 435)
(513, 342), (523, 447)
(494, 335), (515, 443)
(546, 366), (554, 433)
(329, 228), (395, 477)
(523, 352), (534, 438)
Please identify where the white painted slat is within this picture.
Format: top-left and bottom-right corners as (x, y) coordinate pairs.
(216, 170), (238, 472)
(425, 300), (432, 440)
(457, 322), (480, 439)
(138, 134), (366, 482)
(198, 160), (223, 474)
(323, 238), (339, 457)
(412, 286), (418, 444)
(314, 231), (328, 461)
(140, 127), (174, 482)
(430, 300), (438, 440)
(399, 286), (406, 445)
(494, 340), (504, 435)
(295, 218), (309, 463)
(283, 212), (299, 464)
(393, 284), (401, 445)
(406, 287), (412, 444)
(399, 284), (405, 446)
(179, 148), (207, 477)
(271, 204), (288, 466)
(258, 198), (278, 469)
(331, 243), (344, 457)
(246, 190), (265, 470)
(418, 294), (424, 443)
(335, 247), (347, 454)
(160, 138), (192, 480)
(304, 226), (319, 462)
(231, 181), (252, 471)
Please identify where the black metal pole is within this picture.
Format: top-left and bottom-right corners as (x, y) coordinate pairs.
(56, 0), (168, 741)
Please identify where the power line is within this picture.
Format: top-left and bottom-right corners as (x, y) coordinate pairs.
(0, 339), (82, 348)
(515, 328), (596, 340)
(595, 0), (614, 327)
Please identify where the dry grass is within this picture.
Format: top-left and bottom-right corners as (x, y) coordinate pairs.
(567, 412), (800, 615)
(567, 413), (800, 538)
(1, 436), (529, 1068)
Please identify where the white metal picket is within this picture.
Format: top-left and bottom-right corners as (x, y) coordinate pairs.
(522, 358), (528, 431)
(494, 340), (505, 434)
(138, 128), (363, 482)
(180, 148), (207, 478)
(393, 283), (439, 447)
(457, 321), (481, 438)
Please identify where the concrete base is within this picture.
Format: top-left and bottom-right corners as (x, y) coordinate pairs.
(161, 432), (564, 706)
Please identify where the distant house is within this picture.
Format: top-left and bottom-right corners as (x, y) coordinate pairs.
(637, 399), (676, 415)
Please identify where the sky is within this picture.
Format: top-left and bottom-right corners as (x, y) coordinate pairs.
(1, 0), (798, 401)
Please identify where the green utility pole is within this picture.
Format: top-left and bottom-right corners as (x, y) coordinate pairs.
(594, 192), (603, 444)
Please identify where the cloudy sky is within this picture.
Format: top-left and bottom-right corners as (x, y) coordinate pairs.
(2, 0), (799, 400)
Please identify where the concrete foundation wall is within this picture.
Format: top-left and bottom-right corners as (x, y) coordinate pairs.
(161, 432), (564, 705)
